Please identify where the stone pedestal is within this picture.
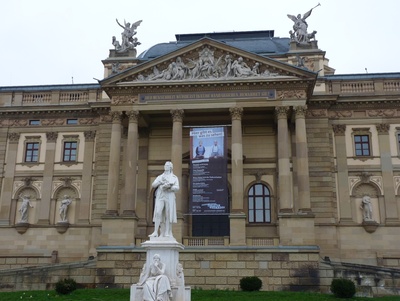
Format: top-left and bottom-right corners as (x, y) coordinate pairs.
(130, 237), (191, 301)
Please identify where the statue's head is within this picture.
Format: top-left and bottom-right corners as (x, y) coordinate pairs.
(164, 161), (173, 172)
(153, 254), (161, 261)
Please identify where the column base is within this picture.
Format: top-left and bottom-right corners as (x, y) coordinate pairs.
(120, 210), (137, 217)
(229, 212), (246, 246)
(279, 214), (315, 245)
(104, 210), (119, 217)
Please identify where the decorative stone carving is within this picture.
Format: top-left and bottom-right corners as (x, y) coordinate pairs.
(112, 19), (142, 53)
(100, 114), (112, 123)
(329, 110), (353, 118)
(84, 131), (96, 141)
(287, 4), (320, 44)
(275, 106), (290, 119)
(294, 105), (307, 118)
(127, 110), (139, 122)
(133, 47), (282, 82)
(170, 110), (184, 123)
(229, 107), (243, 120)
(307, 109), (327, 117)
(376, 123), (390, 134)
(368, 109), (396, 117)
(332, 124), (346, 136)
(276, 90), (306, 100)
(46, 132), (58, 142)
(110, 111), (123, 123)
(8, 132), (20, 142)
(79, 118), (96, 125)
(112, 95), (138, 105)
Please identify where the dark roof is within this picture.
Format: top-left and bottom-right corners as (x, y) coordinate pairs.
(322, 73), (400, 80)
(0, 83), (100, 92)
(137, 30), (290, 60)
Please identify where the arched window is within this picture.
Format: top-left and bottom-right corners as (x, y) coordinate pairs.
(248, 183), (271, 223)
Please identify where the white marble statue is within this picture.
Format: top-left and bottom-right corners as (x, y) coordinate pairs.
(138, 254), (172, 301)
(59, 195), (72, 222)
(149, 161), (179, 238)
(287, 3), (320, 43)
(18, 194), (34, 223)
(360, 195), (373, 221)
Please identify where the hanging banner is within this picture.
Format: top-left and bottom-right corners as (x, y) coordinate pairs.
(189, 127), (228, 215)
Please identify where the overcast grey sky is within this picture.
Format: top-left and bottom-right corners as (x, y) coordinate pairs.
(1, 0), (399, 86)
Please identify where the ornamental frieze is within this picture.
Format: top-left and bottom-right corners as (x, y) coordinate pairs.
(276, 90), (306, 100)
(133, 46), (285, 82)
(111, 95), (138, 105)
(367, 109), (396, 117)
(306, 109), (327, 117)
(329, 111), (352, 118)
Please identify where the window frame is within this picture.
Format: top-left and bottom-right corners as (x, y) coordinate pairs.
(247, 183), (271, 224)
(23, 136), (41, 163)
(66, 119), (78, 125)
(352, 128), (372, 158)
(61, 135), (79, 163)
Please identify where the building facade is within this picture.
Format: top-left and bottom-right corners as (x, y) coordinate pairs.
(1, 28), (400, 292)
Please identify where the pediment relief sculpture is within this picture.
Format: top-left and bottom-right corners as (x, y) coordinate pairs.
(133, 47), (288, 83)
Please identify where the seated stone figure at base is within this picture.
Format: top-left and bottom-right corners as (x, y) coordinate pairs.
(138, 254), (172, 301)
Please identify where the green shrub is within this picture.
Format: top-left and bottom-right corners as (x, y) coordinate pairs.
(55, 278), (77, 295)
(330, 278), (356, 298)
(240, 276), (262, 291)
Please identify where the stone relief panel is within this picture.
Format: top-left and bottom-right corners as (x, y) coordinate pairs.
(132, 46), (291, 83)
(349, 175), (383, 196)
(52, 179), (82, 199)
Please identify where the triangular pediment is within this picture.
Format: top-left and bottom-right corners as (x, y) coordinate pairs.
(101, 38), (316, 88)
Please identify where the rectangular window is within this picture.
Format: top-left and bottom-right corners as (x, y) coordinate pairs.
(66, 119), (78, 125)
(29, 120), (40, 125)
(63, 141), (77, 162)
(25, 142), (39, 162)
(354, 135), (370, 156)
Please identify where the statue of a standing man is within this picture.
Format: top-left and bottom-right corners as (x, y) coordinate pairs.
(149, 161), (179, 238)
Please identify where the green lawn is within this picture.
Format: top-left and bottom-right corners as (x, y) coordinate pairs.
(1, 289), (400, 301)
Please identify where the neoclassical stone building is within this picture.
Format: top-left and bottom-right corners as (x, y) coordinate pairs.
(1, 26), (400, 292)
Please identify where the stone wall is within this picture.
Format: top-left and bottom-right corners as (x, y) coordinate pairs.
(95, 246), (320, 291)
(0, 259), (97, 291)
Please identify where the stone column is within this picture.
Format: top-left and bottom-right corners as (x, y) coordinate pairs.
(136, 128), (149, 237)
(105, 111), (123, 216)
(121, 110), (139, 217)
(78, 130), (96, 224)
(294, 106), (311, 213)
(38, 132), (58, 224)
(229, 107), (246, 246)
(170, 109), (184, 242)
(376, 124), (398, 222)
(333, 124), (352, 222)
(0, 133), (20, 225)
(275, 107), (293, 213)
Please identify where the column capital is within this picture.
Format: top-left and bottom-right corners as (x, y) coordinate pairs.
(46, 132), (58, 142)
(294, 105), (308, 119)
(110, 111), (123, 123)
(332, 124), (346, 136)
(84, 131), (96, 141)
(229, 107), (243, 120)
(170, 109), (184, 122)
(275, 106), (290, 119)
(126, 110), (139, 123)
(376, 123), (390, 134)
(8, 132), (20, 143)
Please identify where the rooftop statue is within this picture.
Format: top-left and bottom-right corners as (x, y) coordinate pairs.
(287, 3), (320, 44)
(112, 19), (142, 53)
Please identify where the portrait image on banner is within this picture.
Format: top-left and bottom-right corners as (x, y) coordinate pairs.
(189, 127), (228, 215)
